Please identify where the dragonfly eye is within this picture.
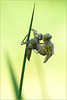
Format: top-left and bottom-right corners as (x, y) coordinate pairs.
(38, 33), (42, 40)
(45, 34), (52, 40)
(39, 36), (41, 39)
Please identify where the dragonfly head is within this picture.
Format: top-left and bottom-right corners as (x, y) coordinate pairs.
(43, 33), (52, 41)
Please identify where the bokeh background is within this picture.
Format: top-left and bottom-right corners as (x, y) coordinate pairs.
(1, 0), (66, 100)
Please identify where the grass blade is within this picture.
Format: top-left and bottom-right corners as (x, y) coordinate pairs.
(6, 53), (23, 100)
(18, 3), (35, 99)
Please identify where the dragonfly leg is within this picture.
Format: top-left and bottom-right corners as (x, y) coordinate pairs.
(21, 40), (31, 45)
(33, 49), (40, 54)
(21, 33), (28, 45)
(21, 41), (29, 45)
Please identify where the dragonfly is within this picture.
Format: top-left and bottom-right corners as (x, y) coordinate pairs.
(21, 29), (54, 63)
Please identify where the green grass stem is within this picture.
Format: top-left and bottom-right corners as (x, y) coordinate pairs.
(18, 4), (35, 99)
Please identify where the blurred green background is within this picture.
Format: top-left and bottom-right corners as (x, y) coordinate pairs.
(1, 0), (66, 99)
